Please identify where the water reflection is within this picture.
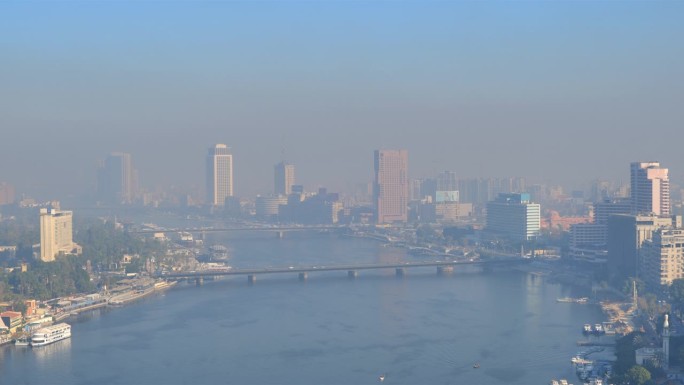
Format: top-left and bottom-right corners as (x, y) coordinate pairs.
(33, 337), (72, 364)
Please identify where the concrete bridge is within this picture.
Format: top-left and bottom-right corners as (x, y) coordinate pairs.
(131, 226), (346, 240)
(158, 258), (531, 285)
(133, 225), (343, 233)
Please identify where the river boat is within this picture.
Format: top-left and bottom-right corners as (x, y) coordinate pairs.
(571, 356), (592, 365)
(557, 297), (589, 303)
(30, 323), (71, 347)
(473, 363), (480, 369)
(14, 337), (30, 346)
(594, 324), (604, 334)
(583, 324), (592, 333)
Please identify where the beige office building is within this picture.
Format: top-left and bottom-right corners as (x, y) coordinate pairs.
(40, 209), (79, 262)
(374, 150), (408, 224)
(607, 213), (679, 281)
(641, 228), (684, 288)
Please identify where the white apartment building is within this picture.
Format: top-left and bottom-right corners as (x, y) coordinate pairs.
(206, 144), (234, 206)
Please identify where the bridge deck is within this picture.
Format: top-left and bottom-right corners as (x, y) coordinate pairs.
(133, 226), (340, 234)
(159, 258), (529, 279)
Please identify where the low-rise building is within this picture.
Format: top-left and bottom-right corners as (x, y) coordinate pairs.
(0, 311), (23, 333)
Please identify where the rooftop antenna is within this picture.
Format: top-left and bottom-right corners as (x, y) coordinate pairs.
(280, 134), (286, 163)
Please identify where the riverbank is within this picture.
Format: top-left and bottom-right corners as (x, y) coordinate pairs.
(1, 277), (178, 345)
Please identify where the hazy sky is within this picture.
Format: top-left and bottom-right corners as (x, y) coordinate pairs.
(1, 1), (683, 199)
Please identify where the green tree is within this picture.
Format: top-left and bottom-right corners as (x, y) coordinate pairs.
(671, 279), (684, 302)
(11, 299), (27, 315)
(678, 346), (684, 367)
(623, 365), (651, 385)
(416, 225), (439, 242)
(670, 279), (684, 316)
(613, 332), (647, 376)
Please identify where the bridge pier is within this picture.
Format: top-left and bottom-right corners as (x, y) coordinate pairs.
(298, 272), (308, 281)
(347, 270), (358, 279)
(276, 231), (284, 239)
(436, 266), (454, 275)
(395, 268), (406, 277)
(248, 275), (256, 285)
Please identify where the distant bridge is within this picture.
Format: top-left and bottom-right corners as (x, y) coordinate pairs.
(131, 226), (345, 235)
(157, 258), (531, 284)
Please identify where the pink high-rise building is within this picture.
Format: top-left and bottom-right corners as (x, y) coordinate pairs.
(374, 150), (408, 224)
(631, 161), (670, 216)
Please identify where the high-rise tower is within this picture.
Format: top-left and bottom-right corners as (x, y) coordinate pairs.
(631, 162), (670, 216)
(97, 152), (135, 205)
(206, 144), (233, 206)
(374, 149), (408, 224)
(274, 161), (295, 196)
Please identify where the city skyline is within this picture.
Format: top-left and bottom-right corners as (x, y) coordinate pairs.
(3, 2), (684, 384)
(2, 2), (684, 199)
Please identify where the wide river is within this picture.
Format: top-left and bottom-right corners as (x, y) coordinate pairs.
(1, 232), (606, 385)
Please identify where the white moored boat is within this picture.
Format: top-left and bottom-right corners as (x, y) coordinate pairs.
(31, 323), (71, 347)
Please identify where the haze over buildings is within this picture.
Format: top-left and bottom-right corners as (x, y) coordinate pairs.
(97, 152), (136, 205)
(0, 183), (15, 206)
(2, 2), (684, 200)
(274, 162), (295, 196)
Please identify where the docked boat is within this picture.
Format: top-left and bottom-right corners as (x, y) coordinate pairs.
(594, 324), (604, 334)
(557, 297), (589, 303)
(583, 324), (592, 333)
(31, 323), (71, 347)
(14, 336), (30, 346)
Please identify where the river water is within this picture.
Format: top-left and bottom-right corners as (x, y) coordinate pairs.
(1, 232), (606, 385)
